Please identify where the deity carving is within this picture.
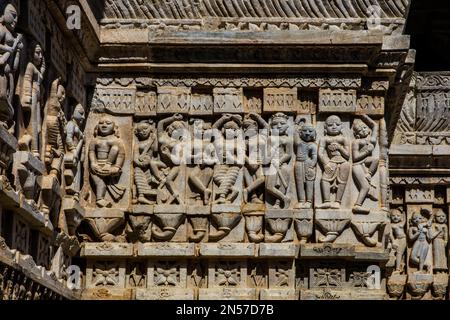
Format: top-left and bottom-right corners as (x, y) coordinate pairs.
(156, 114), (187, 205)
(43, 78), (67, 177)
(266, 113), (293, 209)
(0, 3), (22, 129)
(317, 115), (350, 209)
(294, 117), (317, 209)
(243, 113), (268, 205)
(389, 208), (407, 272)
(432, 209), (448, 273)
(133, 119), (160, 205)
(408, 209), (440, 273)
(187, 118), (215, 206)
(351, 115), (379, 214)
(64, 104), (85, 199)
(19, 42), (46, 157)
(212, 113), (243, 205)
(89, 116), (126, 208)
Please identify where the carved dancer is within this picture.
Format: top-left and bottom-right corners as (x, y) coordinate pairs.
(294, 117), (317, 209)
(317, 115), (351, 209)
(409, 210), (440, 272)
(19, 42), (46, 157)
(243, 113), (268, 204)
(188, 118), (215, 205)
(64, 104), (85, 199)
(389, 208), (407, 272)
(266, 113), (293, 209)
(133, 119), (163, 205)
(0, 3), (22, 129)
(44, 78), (67, 177)
(352, 115), (379, 214)
(89, 116), (126, 208)
(157, 113), (187, 205)
(432, 209), (448, 272)
(212, 113), (242, 204)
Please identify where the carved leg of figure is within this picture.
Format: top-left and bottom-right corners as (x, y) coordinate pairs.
(317, 180), (331, 209)
(294, 162), (306, 209)
(244, 167), (264, 204)
(352, 164), (371, 214)
(396, 240), (407, 272)
(164, 166), (183, 204)
(91, 174), (110, 208)
(189, 166), (212, 205)
(334, 162), (350, 208)
(305, 180), (314, 208)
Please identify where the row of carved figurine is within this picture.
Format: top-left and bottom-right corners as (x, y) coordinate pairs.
(87, 112), (388, 216)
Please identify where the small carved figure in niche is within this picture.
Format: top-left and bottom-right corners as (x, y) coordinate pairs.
(266, 113), (292, 209)
(294, 117), (317, 209)
(432, 209), (448, 273)
(352, 115), (379, 214)
(389, 208), (407, 272)
(64, 104), (85, 199)
(157, 113), (188, 205)
(212, 113), (243, 204)
(317, 115), (351, 209)
(409, 210), (440, 273)
(19, 42), (46, 157)
(133, 119), (163, 205)
(243, 113), (268, 204)
(89, 116), (126, 208)
(44, 78), (67, 177)
(188, 118), (215, 205)
(0, 3), (22, 129)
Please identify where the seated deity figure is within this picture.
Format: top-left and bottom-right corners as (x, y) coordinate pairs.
(352, 115), (379, 214)
(212, 114), (243, 205)
(133, 119), (164, 205)
(19, 42), (46, 157)
(157, 113), (188, 205)
(243, 113), (269, 204)
(188, 118), (215, 205)
(0, 3), (22, 129)
(317, 115), (351, 209)
(294, 118), (317, 209)
(266, 113), (293, 209)
(89, 116), (126, 208)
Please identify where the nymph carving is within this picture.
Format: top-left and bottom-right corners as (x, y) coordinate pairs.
(89, 116), (126, 208)
(212, 113), (243, 205)
(0, 3), (22, 130)
(188, 118), (215, 206)
(351, 115), (379, 214)
(19, 42), (46, 157)
(64, 104), (85, 199)
(408, 209), (440, 273)
(389, 208), (407, 273)
(43, 78), (67, 177)
(133, 119), (160, 205)
(317, 115), (350, 209)
(266, 113), (292, 209)
(156, 113), (187, 205)
(294, 117), (317, 209)
(432, 209), (448, 273)
(243, 113), (268, 205)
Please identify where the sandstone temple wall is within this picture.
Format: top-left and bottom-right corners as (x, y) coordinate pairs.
(0, 0), (448, 300)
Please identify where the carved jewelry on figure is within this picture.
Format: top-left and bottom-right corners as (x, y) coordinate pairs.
(89, 116), (126, 208)
(317, 115), (351, 209)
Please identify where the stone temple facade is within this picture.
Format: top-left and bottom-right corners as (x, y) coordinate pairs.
(0, 0), (448, 300)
